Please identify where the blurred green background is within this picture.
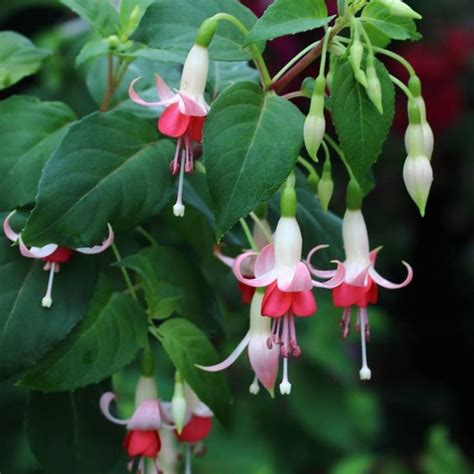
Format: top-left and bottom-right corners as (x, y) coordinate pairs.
(0, 0), (473, 473)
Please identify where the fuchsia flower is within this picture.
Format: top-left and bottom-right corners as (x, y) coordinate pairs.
(100, 376), (171, 474)
(129, 45), (210, 218)
(232, 216), (337, 394)
(3, 211), (113, 308)
(307, 209), (413, 380)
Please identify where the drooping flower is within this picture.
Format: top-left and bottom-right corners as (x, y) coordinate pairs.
(100, 376), (170, 474)
(3, 211), (114, 308)
(129, 44), (210, 218)
(198, 289), (280, 396)
(232, 214), (336, 394)
(306, 209), (413, 380)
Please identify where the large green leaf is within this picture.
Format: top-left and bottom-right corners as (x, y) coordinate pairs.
(203, 82), (305, 238)
(0, 96), (75, 211)
(0, 31), (50, 90)
(153, 318), (232, 425)
(361, 3), (421, 41)
(331, 57), (394, 194)
(0, 238), (99, 380)
(21, 277), (147, 391)
(133, 0), (261, 61)
(245, 0), (332, 44)
(60, 0), (120, 37)
(119, 246), (223, 332)
(22, 111), (174, 248)
(26, 381), (123, 474)
(207, 60), (260, 99)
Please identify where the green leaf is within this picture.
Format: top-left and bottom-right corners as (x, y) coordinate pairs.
(0, 96), (76, 211)
(0, 31), (50, 90)
(76, 38), (110, 67)
(154, 318), (232, 425)
(331, 57), (394, 194)
(330, 455), (376, 474)
(119, 0), (154, 35)
(362, 3), (421, 41)
(245, 0), (332, 44)
(203, 82), (305, 238)
(133, 0), (261, 61)
(60, 0), (120, 37)
(119, 246), (222, 332)
(0, 238), (99, 380)
(22, 111), (174, 248)
(21, 276), (147, 391)
(26, 381), (123, 474)
(207, 60), (260, 98)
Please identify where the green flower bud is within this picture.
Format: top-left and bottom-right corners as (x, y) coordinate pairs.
(280, 175), (297, 217)
(380, 0), (422, 20)
(195, 17), (218, 48)
(307, 172), (320, 194)
(172, 372), (187, 434)
(317, 158), (333, 212)
(107, 35), (120, 50)
(366, 61), (383, 114)
(304, 75), (326, 160)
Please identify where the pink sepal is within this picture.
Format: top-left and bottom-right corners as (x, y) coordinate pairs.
(278, 261), (313, 292)
(3, 211), (19, 242)
(254, 244), (275, 276)
(233, 251), (276, 288)
(213, 245), (234, 268)
(75, 224), (114, 255)
(305, 245), (337, 278)
(155, 74), (175, 101)
(100, 392), (129, 425)
(127, 399), (162, 430)
(129, 77), (176, 108)
(18, 235), (57, 259)
(369, 261), (413, 289)
(312, 262), (346, 289)
(248, 333), (279, 394)
(196, 331), (250, 372)
(369, 246), (383, 264)
(177, 92), (209, 117)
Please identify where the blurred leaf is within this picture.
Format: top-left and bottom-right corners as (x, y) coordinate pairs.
(22, 111), (174, 247)
(119, 245), (223, 331)
(26, 381), (123, 474)
(153, 318), (232, 425)
(133, 0), (262, 62)
(331, 57), (394, 194)
(0, 95), (76, 211)
(203, 81), (304, 239)
(21, 276), (147, 391)
(330, 454), (376, 474)
(76, 38), (110, 67)
(0, 239), (99, 380)
(0, 31), (50, 90)
(245, 0), (332, 44)
(207, 60), (260, 98)
(60, 0), (120, 37)
(362, 3), (421, 41)
(119, 0), (154, 35)
(420, 425), (471, 474)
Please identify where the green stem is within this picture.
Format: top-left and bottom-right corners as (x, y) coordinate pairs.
(137, 226), (158, 247)
(357, 20), (374, 56)
(239, 218), (258, 252)
(319, 27), (332, 76)
(297, 156), (317, 175)
(282, 91), (310, 100)
(111, 243), (138, 301)
(321, 139), (331, 164)
(273, 40), (320, 83)
(99, 56), (132, 112)
(249, 212), (273, 244)
(389, 74), (413, 99)
(209, 13), (272, 88)
(324, 133), (355, 180)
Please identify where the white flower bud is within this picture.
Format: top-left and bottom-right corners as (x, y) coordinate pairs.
(304, 114), (325, 160)
(403, 155), (433, 217)
(380, 0), (422, 19)
(366, 64), (383, 114)
(171, 381), (187, 434)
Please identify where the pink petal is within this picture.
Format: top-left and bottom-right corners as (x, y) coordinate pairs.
(196, 331), (250, 372)
(248, 333), (279, 395)
(155, 74), (175, 101)
(158, 103), (191, 138)
(233, 250), (276, 288)
(127, 399), (162, 430)
(278, 262), (313, 292)
(129, 77), (175, 107)
(188, 115), (206, 143)
(305, 244), (337, 278)
(369, 261), (413, 289)
(333, 282), (371, 308)
(254, 244), (275, 277)
(100, 392), (129, 425)
(177, 92), (209, 117)
(18, 235), (57, 259)
(75, 224), (114, 255)
(213, 244), (234, 268)
(291, 289), (317, 317)
(3, 211), (19, 242)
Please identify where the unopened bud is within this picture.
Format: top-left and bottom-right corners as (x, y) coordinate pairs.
(304, 75), (326, 160)
(307, 172), (320, 194)
(403, 155), (433, 217)
(349, 42), (368, 87)
(380, 0), (422, 20)
(107, 35), (120, 50)
(366, 61), (383, 114)
(172, 373), (187, 434)
(317, 160), (333, 213)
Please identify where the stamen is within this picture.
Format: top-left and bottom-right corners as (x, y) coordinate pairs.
(170, 137), (182, 175)
(340, 307), (352, 339)
(173, 152), (186, 217)
(184, 135), (193, 173)
(358, 307), (371, 380)
(280, 316), (289, 357)
(42, 262), (56, 308)
(279, 357), (292, 395)
(249, 375), (260, 395)
(185, 443), (192, 474)
(288, 316), (301, 357)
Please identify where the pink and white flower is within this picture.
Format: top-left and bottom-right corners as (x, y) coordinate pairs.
(306, 209), (413, 380)
(232, 216), (337, 394)
(198, 289), (280, 396)
(100, 376), (171, 474)
(3, 211), (114, 308)
(129, 45), (210, 218)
